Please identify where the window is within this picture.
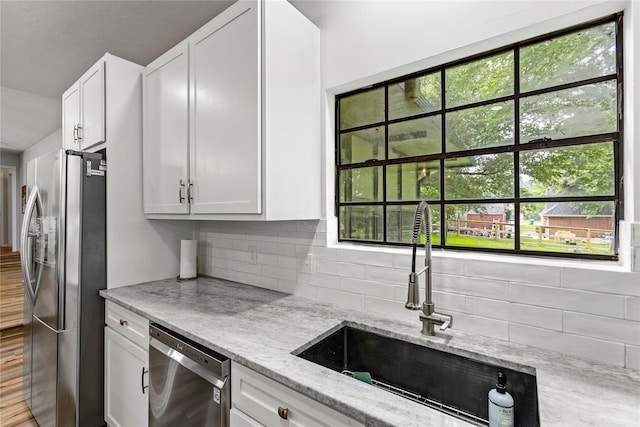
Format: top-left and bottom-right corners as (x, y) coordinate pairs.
(336, 16), (622, 260)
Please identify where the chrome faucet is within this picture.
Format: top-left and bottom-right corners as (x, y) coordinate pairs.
(405, 201), (453, 335)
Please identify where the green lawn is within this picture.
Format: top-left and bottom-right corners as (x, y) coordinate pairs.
(442, 233), (613, 255)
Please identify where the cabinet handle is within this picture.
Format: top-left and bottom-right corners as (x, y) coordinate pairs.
(277, 406), (289, 420)
(141, 367), (149, 394)
(76, 124), (83, 141)
(179, 180), (185, 203)
(73, 124), (78, 144)
(187, 180), (194, 204)
(119, 319), (128, 326)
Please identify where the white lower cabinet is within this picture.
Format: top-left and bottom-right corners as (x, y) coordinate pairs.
(104, 302), (149, 427)
(231, 362), (364, 427)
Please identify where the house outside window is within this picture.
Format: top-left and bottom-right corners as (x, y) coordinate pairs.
(336, 15), (623, 260)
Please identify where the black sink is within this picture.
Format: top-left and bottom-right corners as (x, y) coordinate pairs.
(295, 326), (539, 426)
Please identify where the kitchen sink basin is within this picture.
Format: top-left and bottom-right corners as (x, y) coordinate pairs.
(295, 326), (539, 426)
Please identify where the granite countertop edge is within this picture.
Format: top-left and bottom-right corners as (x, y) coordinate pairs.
(100, 276), (640, 427)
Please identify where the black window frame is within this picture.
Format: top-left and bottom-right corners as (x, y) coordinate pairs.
(335, 13), (624, 261)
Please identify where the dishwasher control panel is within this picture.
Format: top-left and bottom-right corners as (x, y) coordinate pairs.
(149, 323), (230, 378)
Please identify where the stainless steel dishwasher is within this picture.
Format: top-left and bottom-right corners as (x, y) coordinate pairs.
(148, 324), (230, 427)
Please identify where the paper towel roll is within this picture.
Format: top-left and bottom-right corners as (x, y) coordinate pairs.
(179, 239), (198, 279)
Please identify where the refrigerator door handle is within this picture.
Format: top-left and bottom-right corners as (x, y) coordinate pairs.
(20, 185), (44, 304)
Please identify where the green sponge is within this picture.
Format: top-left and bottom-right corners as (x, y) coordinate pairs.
(352, 371), (372, 384)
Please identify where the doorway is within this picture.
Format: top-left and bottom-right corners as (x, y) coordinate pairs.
(0, 166), (17, 251)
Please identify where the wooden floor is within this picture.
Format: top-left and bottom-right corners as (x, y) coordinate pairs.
(0, 247), (38, 426)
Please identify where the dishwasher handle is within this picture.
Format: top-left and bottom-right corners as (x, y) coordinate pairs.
(150, 336), (228, 390)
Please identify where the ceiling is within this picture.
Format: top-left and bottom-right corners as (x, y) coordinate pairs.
(0, 0), (322, 155)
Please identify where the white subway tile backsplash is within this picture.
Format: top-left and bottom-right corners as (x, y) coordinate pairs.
(279, 281), (317, 299)
(563, 312), (640, 346)
(297, 220), (324, 233)
(212, 267), (247, 285)
(306, 246), (342, 262)
(435, 274), (509, 300)
(465, 297), (510, 321)
(261, 265), (297, 282)
(316, 259), (366, 278)
(364, 265), (406, 284)
(338, 277), (366, 294)
(508, 303), (562, 331)
(298, 272), (341, 289)
(244, 273), (280, 291)
(509, 324), (625, 366)
(432, 291), (466, 312)
(510, 283), (625, 318)
(258, 253), (279, 267)
(431, 256), (464, 275)
(259, 241), (297, 257)
(231, 260), (262, 275)
(197, 219), (639, 369)
(364, 296), (415, 323)
(626, 345), (640, 370)
(317, 287), (365, 310)
(466, 259), (561, 286)
(341, 278), (395, 299)
(338, 249), (396, 268)
(278, 231), (316, 245)
(561, 267), (640, 296)
(626, 297), (640, 321)
(210, 237), (233, 249)
(451, 313), (509, 340)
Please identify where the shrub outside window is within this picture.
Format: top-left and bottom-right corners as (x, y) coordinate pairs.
(336, 16), (622, 260)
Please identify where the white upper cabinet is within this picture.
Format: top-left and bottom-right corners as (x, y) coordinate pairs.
(62, 60), (105, 151)
(142, 42), (190, 214)
(143, 0), (321, 220)
(189, 1), (261, 215)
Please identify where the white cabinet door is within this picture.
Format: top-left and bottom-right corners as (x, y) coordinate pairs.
(79, 60), (105, 150)
(105, 327), (149, 427)
(62, 83), (81, 150)
(189, 0), (261, 214)
(143, 42), (190, 214)
(232, 362), (364, 427)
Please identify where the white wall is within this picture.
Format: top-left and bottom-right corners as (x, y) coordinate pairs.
(197, 0), (640, 370)
(0, 152), (20, 249)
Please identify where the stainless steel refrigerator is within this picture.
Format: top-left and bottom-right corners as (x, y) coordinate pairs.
(21, 149), (106, 427)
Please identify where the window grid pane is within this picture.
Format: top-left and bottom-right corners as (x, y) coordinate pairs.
(336, 16), (621, 260)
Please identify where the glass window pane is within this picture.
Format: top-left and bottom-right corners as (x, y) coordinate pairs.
(340, 87), (385, 130)
(389, 72), (441, 119)
(520, 143), (614, 198)
(389, 116), (442, 159)
(520, 22), (616, 92)
(445, 204), (515, 249)
(387, 204), (441, 245)
(521, 202), (614, 255)
(445, 51), (514, 108)
(520, 81), (617, 142)
(445, 101), (514, 151)
(340, 127), (385, 165)
(387, 161), (440, 202)
(340, 205), (383, 241)
(445, 153), (514, 200)
(339, 166), (383, 202)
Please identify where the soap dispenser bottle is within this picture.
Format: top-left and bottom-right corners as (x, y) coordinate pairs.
(488, 369), (514, 427)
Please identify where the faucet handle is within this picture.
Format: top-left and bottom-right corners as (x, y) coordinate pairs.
(439, 314), (452, 331)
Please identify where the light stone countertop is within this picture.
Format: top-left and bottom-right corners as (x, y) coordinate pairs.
(100, 276), (640, 427)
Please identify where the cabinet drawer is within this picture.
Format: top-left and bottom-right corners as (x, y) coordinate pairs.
(230, 408), (263, 427)
(105, 301), (149, 348)
(232, 362), (364, 427)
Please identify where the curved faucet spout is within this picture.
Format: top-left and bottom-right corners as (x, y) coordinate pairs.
(404, 201), (453, 335)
